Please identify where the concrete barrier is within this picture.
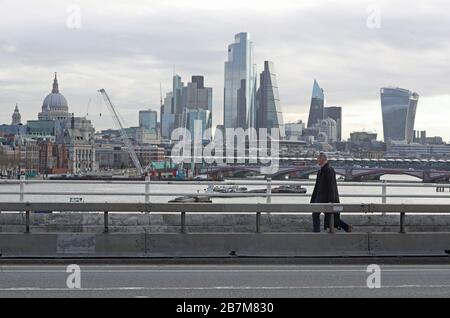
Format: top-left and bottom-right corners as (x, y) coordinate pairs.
(0, 233), (57, 255)
(370, 232), (450, 255)
(0, 233), (146, 257)
(2, 232), (449, 257)
(146, 233), (369, 257)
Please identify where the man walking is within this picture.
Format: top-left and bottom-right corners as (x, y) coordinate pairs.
(310, 152), (352, 233)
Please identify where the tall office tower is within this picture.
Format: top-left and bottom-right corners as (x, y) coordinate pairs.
(161, 92), (175, 139)
(161, 75), (213, 140)
(172, 75), (184, 129)
(255, 61), (285, 138)
(380, 87), (419, 143)
(182, 76), (213, 136)
(324, 106), (342, 141)
(182, 76), (212, 112)
(307, 80), (325, 128)
(224, 32), (257, 130)
(139, 110), (158, 133)
(187, 109), (212, 138)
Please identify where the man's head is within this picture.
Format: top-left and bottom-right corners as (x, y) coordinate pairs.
(316, 152), (328, 167)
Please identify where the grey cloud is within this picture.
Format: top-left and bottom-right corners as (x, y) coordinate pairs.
(0, 0), (449, 138)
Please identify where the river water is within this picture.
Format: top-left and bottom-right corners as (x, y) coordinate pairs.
(0, 175), (449, 205)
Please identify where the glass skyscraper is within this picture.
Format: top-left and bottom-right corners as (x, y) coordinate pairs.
(224, 32), (257, 130)
(187, 109), (212, 138)
(161, 75), (213, 140)
(172, 75), (184, 129)
(182, 76), (212, 113)
(255, 61), (285, 138)
(380, 87), (419, 143)
(307, 80), (325, 128)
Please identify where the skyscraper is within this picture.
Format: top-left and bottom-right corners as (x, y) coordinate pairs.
(380, 87), (419, 143)
(224, 32), (257, 130)
(182, 76), (212, 112)
(161, 75), (213, 140)
(307, 80), (325, 128)
(187, 108), (212, 138)
(172, 75), (184, 129)
(161, 92), (175, 139)
(255, 61), (285, 138)
(324, 106), (342, 141)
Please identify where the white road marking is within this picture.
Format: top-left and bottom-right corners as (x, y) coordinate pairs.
(3, 268), (450, 273)
(1, 284), (450, 291)
(3, 264), (450, 268)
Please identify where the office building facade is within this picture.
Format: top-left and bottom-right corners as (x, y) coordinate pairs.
(224, 32), (257, 130)
(255, 61), (285, 138)
(307, 80), (325, 128)
(380, 87), (419, 143)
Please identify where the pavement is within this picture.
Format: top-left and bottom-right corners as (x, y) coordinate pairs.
(1, 263), (450, 297)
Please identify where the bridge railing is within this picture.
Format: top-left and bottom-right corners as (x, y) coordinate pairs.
(1, 179), (450, 205)
(0, 202), (449, 234)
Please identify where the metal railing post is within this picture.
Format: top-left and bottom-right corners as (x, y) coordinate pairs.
(19, 180), (24, 202)
(400, 212), (406, 234)
(381, 181), (387, 215)
(256, 212), (261, 233)
(145, 180), (150, 204)
(104, 211), (109, 233)
(266, 178), (272, 204)
(329, 212), (335, 233)
(25, 210), (30, 233)
(181, 212), (186, 233)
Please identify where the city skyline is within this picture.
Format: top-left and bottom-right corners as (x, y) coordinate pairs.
(1, 0), (450, 140)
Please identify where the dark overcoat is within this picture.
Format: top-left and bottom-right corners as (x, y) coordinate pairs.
(310, 162), (340, 204)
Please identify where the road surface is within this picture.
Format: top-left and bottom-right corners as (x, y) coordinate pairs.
(1, 264), (450, 297)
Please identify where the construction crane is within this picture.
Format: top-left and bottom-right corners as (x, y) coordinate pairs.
(98, 88), (144, 176)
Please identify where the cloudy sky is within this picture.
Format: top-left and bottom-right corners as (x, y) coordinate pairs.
(1, 0), (449, 140)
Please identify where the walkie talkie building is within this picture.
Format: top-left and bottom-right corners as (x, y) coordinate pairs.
(380, 87), (419, 143)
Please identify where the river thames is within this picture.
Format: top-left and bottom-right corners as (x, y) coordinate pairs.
(0, 175), (449, 205)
